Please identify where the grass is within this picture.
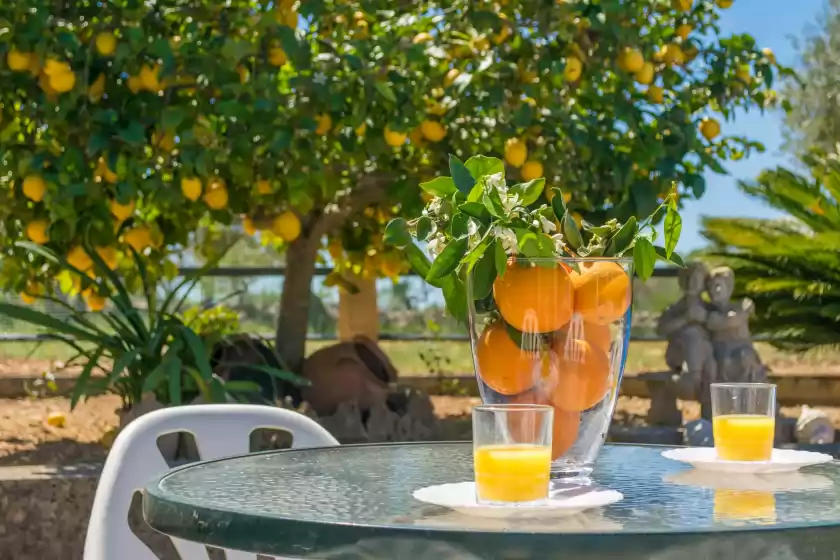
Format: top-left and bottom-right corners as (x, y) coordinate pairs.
(4, 338), (840, 377)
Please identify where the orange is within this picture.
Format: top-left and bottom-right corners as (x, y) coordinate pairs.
(547, 339), (611, 412)
(550, 407), (581, 459)
(476, 322), (540, 395)
(570, 261), (631, 325)
(493, 262), (574, 333)
(557, 320), (612, 353)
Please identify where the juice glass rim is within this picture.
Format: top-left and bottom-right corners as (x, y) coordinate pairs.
(508, 256), (633, 264)
(711, 382), (777, 390)
(473, 404), (553, 413)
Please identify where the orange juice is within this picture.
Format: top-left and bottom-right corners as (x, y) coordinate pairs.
(714, 490), (777, 522)
(713, 414), (775, 461)
(474, 444), (551, 503)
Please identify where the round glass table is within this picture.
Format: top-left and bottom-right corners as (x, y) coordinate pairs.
(143, 442), (840, 559)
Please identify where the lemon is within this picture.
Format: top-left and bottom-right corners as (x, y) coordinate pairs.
(123, 226), (154, 252)
(256, 179), (273, 194)
(49, 70), (76, 93)
(520, 160), (544, 182)
(355, 122), (367, 137)
(674, 0), (692, 10)
(564, 56), (583, 82)
(354, 20), (370, 40)
(126, 75), (142, 93)
(203, 179), (229, 210)
(110, 199), (135, 221)
(20, 291), (37, 305)
(384, 126), (407, 147)
(95, 32), (117, 56)
(662, 44), (684, 65)
(26, 220), (50, 244)
(380, 253), (403, 277)
(315, 114), (332, 135)
(7, 49), (32, 72)
(269, 47), (288, 67)
(22, 175), (47, 202)
(736, 65), (751, 84)
(272, 211), (302, 242)
(504, 138), (528, 168)
(413, 32), (433, 45)
(648, 85), (665, 104)
(444, 68), (460, 87)
(420, 120), (446, 142)
(676, 24), (692, 41)
(47, 411), (66, 428)
(621, 48), (644, 73)
(762, 48), (776, 65)
(237, 66), (250, 84)
(88, 73), (106, 102)
(67, 246), (94, 271)
(95, 158), (118, 184)
(84, 290), (107, 312)
(276, 8), (299, 28)
(243, 216), (257, 236)
(717, 0), (733, 7)
(635, 62), (654, 85)
(699, 117), (721, 140)
(179, 177), (202, 201)
(139, 64), (162, 92)
(95, 246), (118, 270)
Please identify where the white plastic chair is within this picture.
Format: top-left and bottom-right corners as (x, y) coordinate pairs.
(84, 404), (339, 560)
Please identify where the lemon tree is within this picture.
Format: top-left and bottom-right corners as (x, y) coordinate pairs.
(0, 0), (783, 372)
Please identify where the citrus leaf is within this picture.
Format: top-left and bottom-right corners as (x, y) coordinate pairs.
(420, 176), (457, 197)
(633, 237), (656, 280)
(427, 237), (469, 281)
(374, 81), (397, 104)
(664, 207), (682, 259)
(464, 155), (504, 179)
(606, 216), (637, 256)
(494, 240), (508, 278)
(384, 218), (413, 248)
(551, 188), (567, 220)
(449, 155), (476, 194)
(562, 211), (584, 250)
(441, 273), (468, 323)
(471, 242), (497, 300)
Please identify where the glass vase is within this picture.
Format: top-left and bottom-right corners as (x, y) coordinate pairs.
(467, 257), (633, 480)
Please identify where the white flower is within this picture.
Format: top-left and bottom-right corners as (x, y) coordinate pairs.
(539, 214), (557, 234)
(427, 234), (446, 257)
(467, 218), (479, 237)
(494, 226), (518, 255)
(427, 197), (443, 215)
(485, 172), (506, 194)
(551, 233), (565, 253)
(501, 193), (521, 214)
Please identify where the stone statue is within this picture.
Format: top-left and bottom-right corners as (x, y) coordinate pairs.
(705, 267), (767, 386)
(657, 263), (765, 419)
(656, 262), (717, 417)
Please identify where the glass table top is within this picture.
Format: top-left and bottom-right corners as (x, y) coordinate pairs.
(144, 442), (840, 559)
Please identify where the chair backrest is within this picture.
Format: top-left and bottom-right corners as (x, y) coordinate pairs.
(84, 404), (339, 560)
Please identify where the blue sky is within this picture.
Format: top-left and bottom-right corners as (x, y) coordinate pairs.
(677, 0), (824, 250)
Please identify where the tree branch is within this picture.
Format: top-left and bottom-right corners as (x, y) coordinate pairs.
(309, 172), (393, 238)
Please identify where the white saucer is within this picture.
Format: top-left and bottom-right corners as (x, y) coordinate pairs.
(662, 447), (834, 474)
(412, 482), (623, 519)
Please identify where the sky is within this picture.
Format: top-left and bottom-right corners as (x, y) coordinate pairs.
(676, 0), (824, 250)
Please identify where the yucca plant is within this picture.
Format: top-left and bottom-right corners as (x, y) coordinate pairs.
(0, 241), (305, 410)
(701, 151), (840, 350)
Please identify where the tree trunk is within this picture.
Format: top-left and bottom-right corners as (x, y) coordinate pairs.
(275, 233), (320, 373)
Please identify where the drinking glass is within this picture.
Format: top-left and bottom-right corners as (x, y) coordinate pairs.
(711, 383), (776, 461)
(473, 404), (553, 505)
(467, 257), (632, 479)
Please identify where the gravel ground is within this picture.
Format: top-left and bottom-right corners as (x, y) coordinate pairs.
(4, 394), (840, 467)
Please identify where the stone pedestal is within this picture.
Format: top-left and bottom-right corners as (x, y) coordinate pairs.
(338, 273), (379, 341)
(638, 372), (683, 427)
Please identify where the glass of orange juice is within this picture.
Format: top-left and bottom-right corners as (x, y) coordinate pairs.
(473, 404), (553, 504)
(711, 383), (776, 461)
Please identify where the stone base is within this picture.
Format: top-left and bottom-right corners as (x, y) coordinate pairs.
(608, 425), (683, 445)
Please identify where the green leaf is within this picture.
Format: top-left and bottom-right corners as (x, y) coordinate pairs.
(459, 201), (491, 223)
(471, 243), (497, 299)
(664, 207), (682, 259)
(416, 216), (434, 240)
(654, 245), (685, 267)
(494, 240), (508, 278)
(427, 237), (469, 281)
(449, 155), (476, 194)
(405, 244), (439, 287)
(441, 273), (468, 323)
(464, 156), (504, 179)
(118, 121), (146, 146)
(167, 355), (183, 406)
(509, 178), (545, 206)
(142, 363), (168, 394)
(482, 188), (505, 217)
(551, 188), (567, 220)
(162, 107), (186, 132)
(562, 211), (584, 250)
(449, 213), (470, 238)
(516, 229), (540, 257)
(179, 326), (213, 381)
(606, 217), (637, 257)
(420, 176), (457, 197)
(384, 218), (413, 248)
(373, 81), (397, 104)
(70, 348), (104, 409)
(685, 173), (706, 198)
(0, 303), (104, 344)
(633, 237), (657, 280)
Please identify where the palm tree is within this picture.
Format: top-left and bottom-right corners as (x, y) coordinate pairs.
(701, 151), (840, 350)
